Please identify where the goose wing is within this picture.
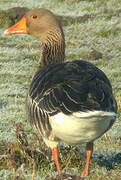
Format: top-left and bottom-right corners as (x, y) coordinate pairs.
(26, 60), (115, 137)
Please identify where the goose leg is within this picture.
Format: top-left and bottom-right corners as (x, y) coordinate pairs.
(80, 142), (93, 177)
(52, 147), (61, 174)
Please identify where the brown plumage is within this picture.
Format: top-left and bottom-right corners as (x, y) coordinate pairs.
(4, 8), (117, 178)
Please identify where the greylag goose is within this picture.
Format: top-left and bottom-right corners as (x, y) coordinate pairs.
(4, 8), (117, 178)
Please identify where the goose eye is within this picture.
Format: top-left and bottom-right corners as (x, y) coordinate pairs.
(31, 15), (38, 19)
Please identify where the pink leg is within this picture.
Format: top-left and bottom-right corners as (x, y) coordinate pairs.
(80, 142), (93, 177)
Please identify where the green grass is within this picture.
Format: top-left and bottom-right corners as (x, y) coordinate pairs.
(0, 0), (121, 179)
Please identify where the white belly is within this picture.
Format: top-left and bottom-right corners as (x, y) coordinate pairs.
(50, 111), (116, 144)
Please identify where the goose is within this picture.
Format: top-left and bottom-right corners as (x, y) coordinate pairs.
(4, 8), (117, 178)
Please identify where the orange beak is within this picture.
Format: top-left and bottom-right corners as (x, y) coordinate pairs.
(4, 17), (27, 35)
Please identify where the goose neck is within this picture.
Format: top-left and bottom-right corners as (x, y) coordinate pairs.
(39, 28), (65, 67)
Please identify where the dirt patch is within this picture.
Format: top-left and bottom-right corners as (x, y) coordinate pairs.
(88, 49), (103, 60)
(6, 7), (30, 25)
(0, 7), (29, 28)
(57, 14), (94, 26)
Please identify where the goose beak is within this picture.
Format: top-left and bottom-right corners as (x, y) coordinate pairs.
(4, 17), (27, 35)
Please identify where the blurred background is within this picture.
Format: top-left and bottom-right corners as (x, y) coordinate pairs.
(0, 0), (121, 179)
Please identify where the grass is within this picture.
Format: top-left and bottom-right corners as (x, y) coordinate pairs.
(0, 0), (121, 179)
